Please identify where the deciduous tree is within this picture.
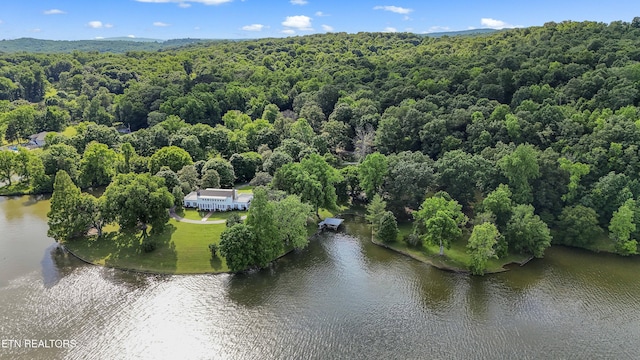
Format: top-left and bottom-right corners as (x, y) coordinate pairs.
(505, 204), (551, 258)
(467, 222), (500, 275)
(414, 193), (467, 256)
(377, 211), (398, 244)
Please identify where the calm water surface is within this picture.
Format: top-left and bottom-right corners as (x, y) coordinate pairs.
(1, 196), (640, 359)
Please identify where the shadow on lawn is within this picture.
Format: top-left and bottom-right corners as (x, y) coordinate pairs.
(209, 255), (224, 271)
(99, 224), (178, 273)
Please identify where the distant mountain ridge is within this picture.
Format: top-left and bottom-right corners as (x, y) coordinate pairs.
(421, 28), (499, 37)
(0, 29), (499, 53)
(0, 37), (216, 53)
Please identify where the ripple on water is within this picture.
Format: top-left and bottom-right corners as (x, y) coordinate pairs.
(2, 209), (640, 359)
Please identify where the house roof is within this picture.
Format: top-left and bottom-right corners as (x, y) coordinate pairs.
(198, 188), (236, 200)
(319, 218), (344, 227)
(184, 191), (198, 201)
(29, 131), (48, 142)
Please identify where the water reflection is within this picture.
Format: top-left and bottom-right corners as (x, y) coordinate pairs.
(42, 245), (80, 288)
(3, 195), (640, 359)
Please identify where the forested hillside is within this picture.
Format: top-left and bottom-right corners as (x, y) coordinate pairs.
(0, 38), (217, 53)
(3, 19), (640, 271)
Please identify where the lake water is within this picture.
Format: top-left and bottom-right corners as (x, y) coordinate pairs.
(1, 195), (640, 359)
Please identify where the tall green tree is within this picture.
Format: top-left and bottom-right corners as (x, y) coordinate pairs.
(79, 142), (118, 187)
(498, 144), (540, 204)
(202, 157), (235, 188)
(245, 187), (280, 267)
(482, 184), (513, 230)
(467, 222), (500, 275)
(365, 193), (387, 231)
(609, 199), (638, 255)
(359, 152), (388, 200)
(102, 173), (174, 236)
(300, 153), (341, 213)
(41, 143), (81, 184)
(77, 193), (106, 237)
(377, 211), (399, 244)
(47, 170), (88, 242)
(201, 169), (221, 189)
(556, 205), (601, 247)
(558, 158), (590, 203)
(148, 145), (193, 174)
(28, 153), (49, 193)
(219, 223), (257, 272)
(0, 150), (16, 186)
(414, 193), (467, 256)
(505, 204), (552, 258)
(274, 195), (313, 249)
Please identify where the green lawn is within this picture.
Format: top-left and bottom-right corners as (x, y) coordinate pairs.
(65, 219), (230, 274)
(235, 184), (254, 194)
(206, 210), (247, 221)
(176, 208), (248, 222)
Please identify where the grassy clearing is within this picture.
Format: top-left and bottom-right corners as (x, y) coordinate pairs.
(176, 208), (248, 222)
(65, 219), (230, 274)
(235, 184), (254, 194)
(206, 210), (247, 221)
(61, 126), (77, 138)
(375, 222), (530, 274)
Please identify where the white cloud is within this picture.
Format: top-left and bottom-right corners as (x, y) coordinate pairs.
(153, 21), (171, 27)
(282, 15), (312, 31)
(178, 3), (192, 7)
(281, 29), (296, 35)
(135, 0), (233, 5)
(242, 24), (265, 31)
(43, 9), (66, 15)
(88, 21), (113, 29)
(95, 36), (105, 39)
(383, 27), (397, 33)
(321, 24), (333, 32)
(290, 0), (308, 4)
(374, 5), (413, 14)
(315, 11), (328, 17)
(31, 28), (42, 33)
(480, 18), (514, 29)
(128, 35), (136, 38)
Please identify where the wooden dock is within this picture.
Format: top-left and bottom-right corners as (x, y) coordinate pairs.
(318, 218), (344, 231)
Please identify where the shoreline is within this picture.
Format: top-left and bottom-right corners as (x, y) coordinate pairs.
(62, 227), (320, 276)
(370, 236), (534, 275)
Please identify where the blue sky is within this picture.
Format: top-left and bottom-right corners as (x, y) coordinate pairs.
(0, 0), (639, 40)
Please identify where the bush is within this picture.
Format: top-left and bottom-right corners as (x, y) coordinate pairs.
(404, 232), (422, 247)
(250, 172), (273, 187)
(226, 213), (242, 228)
(141, 238), (156, 253)
(208, 243), (219, 257)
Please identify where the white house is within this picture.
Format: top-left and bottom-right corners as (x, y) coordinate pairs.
(183, 188), (253, 211)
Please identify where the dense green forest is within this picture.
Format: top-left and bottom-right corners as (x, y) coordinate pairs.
(2, 19), (640, 273)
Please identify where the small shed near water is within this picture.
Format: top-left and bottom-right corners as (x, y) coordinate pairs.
(318, 218), (344, 231)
